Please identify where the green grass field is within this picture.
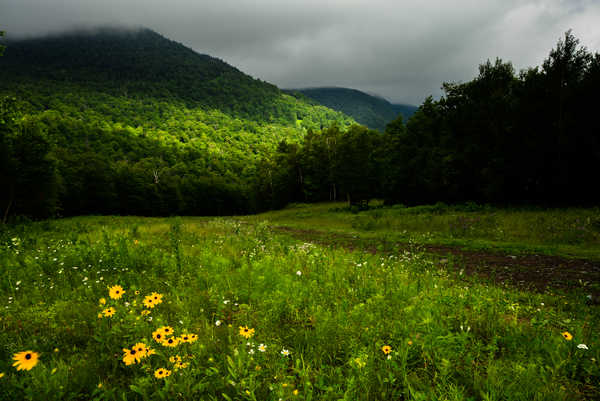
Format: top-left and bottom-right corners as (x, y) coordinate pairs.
(0, 207), (599, 400)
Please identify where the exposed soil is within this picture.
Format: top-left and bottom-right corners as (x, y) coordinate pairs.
(272, 225), (600, 297)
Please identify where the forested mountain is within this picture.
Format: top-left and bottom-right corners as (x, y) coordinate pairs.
(285, 87), (417, 131)
(0, 27), (354, 220)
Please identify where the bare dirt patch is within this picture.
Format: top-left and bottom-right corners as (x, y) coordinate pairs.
(273, 225), (600, 297)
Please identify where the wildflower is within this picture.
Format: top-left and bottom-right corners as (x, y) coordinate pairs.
(133, 343), (148, 358)
(296, 271), (302, 276)
(381, 345), (392, 355)
(53, 348), (59, 353)
(281, 349), (290, 356)
(0, 373), (4, 378)
(578, 344), (589, 350)
(103, 307), (116, 318)
(154, 368), (171, 379)
(258, 344), (267, 352)
(134, 290), (140, 295)
(152, 329), (165, 342)
(562, 332), (573, 341)
(51, 368), (57, 374)
(12, 351), (39, 371)
(180, 334), (191, 343)
(248, 348), (255, 355)
(122, 348), (140, 365)
(108, 285), (125, 299)
(97, 383), (102, 388)
(141, 310), (151, 316)
(293, 389), (299, 396)
(146, 347), (156, 356)
(158, 326), (174, 336)
(98, 313), (103, 319)
(174, 361), (189, 370)
(99, 298), (106, 306)
(188, 334), (198, 343)
(169, 355), (182, 363)
(162, 337), (180, 347)
(239, 326), (255, 339)
(408, 340), (413, 345)
(143, 296), (155, 309)
(215, 320), (222, 326)
(150, 292), (163, 305)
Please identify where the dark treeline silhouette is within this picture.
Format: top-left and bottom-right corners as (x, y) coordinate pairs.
(1, 31), (599, 222)
(258, 31), (600, 209)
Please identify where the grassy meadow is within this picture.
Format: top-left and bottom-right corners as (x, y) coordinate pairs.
(0, 206), (599, 400)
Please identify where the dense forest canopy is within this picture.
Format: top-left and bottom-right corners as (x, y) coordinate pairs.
(284, 87), (417, 132)
(1, 29), (598, 222)
(0, 28), (354, 220)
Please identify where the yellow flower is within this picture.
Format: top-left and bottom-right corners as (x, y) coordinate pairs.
(97, 383), (103, 388)
(122, 348), (140, 365)
(133, 343), (148, 358)
(146, 347), (156, 356)
(180, 334), (195, 343)
(150, 292), (163, 305)
(143, 296), (155, 309)
(162, 337), (180, 347)
(293, 389), (299, 396)
(158, 326), (174, 336)
(152, 329), (165, 343)
(141, 310), (151, 316)
(108, 285), (125, 300)
(134, 290), (140, 295)
(174, 361), (189, 370)
(99, 298), (106, 306)
(239, 326), (255, 339)
(97, 313), (103, 319)
(0, 372), (4, 379)
(169, 355), (182, 363)
(562, 332), (573, 341)
(407, 340), (413, 345)
(12, 351), (40, 371)
(103, 307), (116, 318)
(188, 334), (198, 343)
(381, 345), (392, 355)
(154, 368), (171, 379)
(54, 348), (59, 353)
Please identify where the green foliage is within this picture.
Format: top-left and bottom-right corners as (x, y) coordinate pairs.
(287, 87), (417, 132)
(0, 216), (598, 399)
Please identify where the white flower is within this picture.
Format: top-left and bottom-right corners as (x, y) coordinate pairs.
(215, 320), (222, 326)
(223, 300), (230, 305)
(577, 344), (589, 350)
(258, 344), (266, 352)
(15, 281), (21, 286)
(296, 270), (302, 276)
(248, 349), (255, 355)
(281, 349), (290, 356)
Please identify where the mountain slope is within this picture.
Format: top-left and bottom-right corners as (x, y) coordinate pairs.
(0, 28), (354, 218)
(286, 87), (417, 131)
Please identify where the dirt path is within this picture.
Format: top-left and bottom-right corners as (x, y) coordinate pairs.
(272, 225), (600, 297)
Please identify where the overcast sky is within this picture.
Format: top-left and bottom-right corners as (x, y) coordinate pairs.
(2, 0), (599, 105)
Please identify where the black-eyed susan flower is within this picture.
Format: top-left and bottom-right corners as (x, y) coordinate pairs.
(97, 313), (103, 319)
(141, 310), (151, 316)
(154, 368), (171, 379)
(381, 345), (392, 355)
(562, 332), (573, 341)
(0, 372), (4, 379)
(239, 326), (255, 339)
(143, 296), (155, 309)
(103, 307), (116, 318)
(188, 334), (198, 343)
(158, 326), (174, 336)
(174, 361), (189, 370)
(99, 297), (106, 306)
(180, 334), (195, 343)
(146, 347), (156, 356)
(150, 292), (163, 305)
(169, 355), (182, 363)
(133, 343), (148, 358)
(122, 348), (140, 365)
(134, 290), (140, 295)
(152, 329), (165, 343)
(109, 285), (125, 300)
(12, 351), (40, 371)
(162, 337), (180, 347)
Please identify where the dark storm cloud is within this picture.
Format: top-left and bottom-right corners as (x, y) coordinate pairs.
(2, 0), (599, 104)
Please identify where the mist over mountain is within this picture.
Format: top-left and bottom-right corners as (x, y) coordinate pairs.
(285, 87), (417, 131)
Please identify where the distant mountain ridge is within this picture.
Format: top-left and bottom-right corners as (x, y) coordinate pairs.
(285, 87), (417, 131)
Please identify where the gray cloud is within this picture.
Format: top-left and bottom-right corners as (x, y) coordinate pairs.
(1, 0), (599, 104)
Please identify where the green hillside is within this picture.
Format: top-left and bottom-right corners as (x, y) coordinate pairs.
(0, 28), (354, 218)
(285, 87), (417, 131)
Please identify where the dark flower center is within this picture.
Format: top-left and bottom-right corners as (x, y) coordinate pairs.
(130, 350), (136, 355)
(154, 296), (158, 300)
(184, 337), (188, 340)
(25, 354), (31, 360)
(168, 339), (173, 343)
(138, 348), (143, 351)
(116, 291), (120, 294)
(159, 370), (163, 374)
(157, 334), (161, 339)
